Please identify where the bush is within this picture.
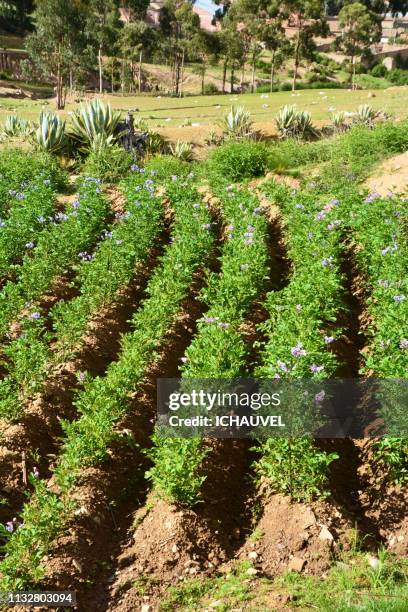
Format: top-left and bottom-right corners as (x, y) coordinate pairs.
(82, 144), (133, 182)
(370, 63), (388, 78)
(388, 68), (408, 86)
(203, 82), (219, 95)
(209, 141), (271, 181)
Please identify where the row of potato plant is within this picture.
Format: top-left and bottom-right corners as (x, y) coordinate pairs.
(0, 179), (56, 281)
(253, 180), (346, 501)
(0, 178), (108, 345)
(0, 170), (164, 422)
(0, 171), (215, 589)
(0, 150), (66, 214)
(0, 178), (109, 420)
(146, 176), (270, 506)
(347, 190), (408, 484)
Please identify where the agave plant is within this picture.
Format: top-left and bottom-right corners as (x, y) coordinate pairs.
(1, 114), (34, 138)
(330, 111), (348, 133)
(70, 98), (122, 147)
(275, 105), (298, 139)
(275, 105), (316, 140)
(219, 106), (253, 140)
(34, 112), (66, 153)
(169, 140), (194, 162)
(354, 104), (380, 128)
(144, 131), (167, 156)
(89, 132), (116, 154)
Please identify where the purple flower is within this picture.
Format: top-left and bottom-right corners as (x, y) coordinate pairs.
(330, 198), (340, 206)
(55, 212), (69, 221)
(295, 204), (304, 209)
(364, 192), (381, 204)
(399, 338), (408, 350)
(310, 364), (324, 373)
(291, 343), (307, 358)
(244, 232), (254, 238)
(378, 279), (390, 288)
(78, 251), (92, 261)
(180, 356), (188, 363)
(324, 335), (334, 344)
(277, 360), (288, 372)
(193, 203), (200, 209)
(37, 215), (46, 224)
(43, 179), (51, 186)
(202, 223), (211, 230)
(78, 371), (85, 382)
(381, 246), (391, 256)
(28, 312), (41, 320)
(0, 219), (5, 228)
(171, 175), (178, 182)
(322, 257), (334, 268)
(394, 295), (406, 303)
(253, 207), (262, 214)
(203, 316), (219, 324)
(218, 322), (230, 329)
(16, 192), (25, 200)
(32, 467), (40, 479)
(25, 242), (35, 249)
(316, 211), (326, 221)
(5, 521), (15, 533)
(244, 239), (253, 246)
(314, 390), (326, 404)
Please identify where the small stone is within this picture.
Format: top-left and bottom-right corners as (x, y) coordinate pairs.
(209, 601), (223, 608)
(246, 567), (258, 576)
(171, 544), (178, 553)
(248, 551), (258, 560)
(319, 526), (334, 541)
(141, 605), (151, 612)
(288, 557), (306, 573)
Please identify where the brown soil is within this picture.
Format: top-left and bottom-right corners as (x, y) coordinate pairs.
(364, 151), (408, 196)
(238, 491), (350, 578)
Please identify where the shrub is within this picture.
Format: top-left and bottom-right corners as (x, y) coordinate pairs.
(387, 68), (408, 86)
(370, 63), (388, 78)
(82, 144), (133, 182)
(203, 82), (219, 95)
(209, 141), (270, 181)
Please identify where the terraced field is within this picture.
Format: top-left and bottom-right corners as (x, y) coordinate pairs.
(0, 124), (407, 611)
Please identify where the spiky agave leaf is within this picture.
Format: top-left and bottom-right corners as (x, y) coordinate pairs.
(1, 115), (34, 138)
(70, 99), (123, 146)
(34, 112), (66, 153)
(218, 106), (253, 139)
(169, 140), (194, 161)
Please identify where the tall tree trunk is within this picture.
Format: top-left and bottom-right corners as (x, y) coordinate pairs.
(270, 50), (276, 93)
(111, 61), (114, 93)
(230, 64), (234, 93)
(201, 69), (205, 95)
(292, 31), (301, 92)
(351, 53), (356, 90)
(240, 63), (245, 89)
(222, 59), (227, 93)
(98, 45), (103, 94)
(251, 59), (256, 93)
(179, 47), (185, 97)
(56, 55), (64, 110)
(138, 49), (143, 93)
(121, 58), (125, 95)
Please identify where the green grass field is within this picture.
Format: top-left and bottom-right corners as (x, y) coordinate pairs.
(1, 85), (408, 145)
